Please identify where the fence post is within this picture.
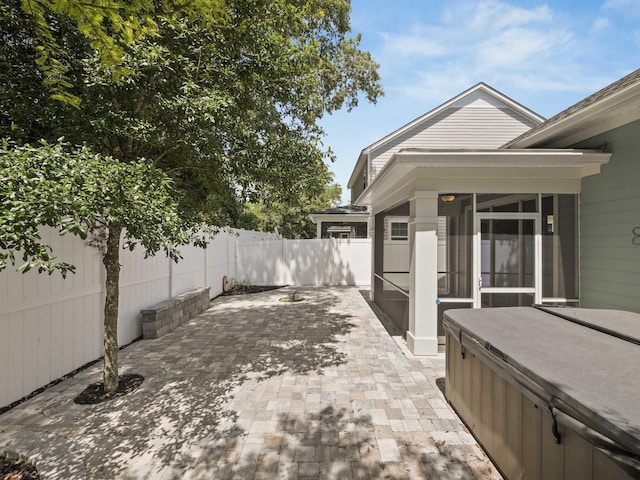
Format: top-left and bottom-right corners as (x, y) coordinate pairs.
(282, 238), (288, 285)
(168, 256), (173, 298)
(203, 240), (208, 290)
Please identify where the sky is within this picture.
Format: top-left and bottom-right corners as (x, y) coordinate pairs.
(319, 0), (640, 204)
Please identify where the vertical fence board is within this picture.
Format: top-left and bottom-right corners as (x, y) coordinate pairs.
(37, 305), (52, 386)
(62, 299), (75, 374)
(0, 314), (8, 407)
(23, 309), (39, 397)
(235, 238), (371, 287)
(0, 229), (370, 408)
(8, 311), (24, 404)
(50, 302), (64, 381)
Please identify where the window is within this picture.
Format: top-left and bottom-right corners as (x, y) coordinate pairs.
(390, 222), (408, 241)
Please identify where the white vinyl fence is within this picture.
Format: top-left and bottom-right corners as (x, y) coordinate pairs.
(0, 227), (276, 409)
(237, 238), (371, 286)
(0, 231), (371, 409)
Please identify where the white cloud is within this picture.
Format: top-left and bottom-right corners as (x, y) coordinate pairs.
(379, 1), (569, 66)
(376, 0), (577, 103)
(469, 1), (553, 30)
(593, 17), (611, 31)
(478, 28), (573, 68)
(379, 30), (449, 59)
(323, 0), (640, 198)
(345, 0), (633, 126)
(604, 0), (640, 17)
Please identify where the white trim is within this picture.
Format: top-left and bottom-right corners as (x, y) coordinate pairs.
(355, 149), (611, 208)
(475, 212), (541, 307)
(363, 84), (543, 154)
(541, 297), (580, 304)
(309, 213), (370, 224)
(347, 152), (368, 189)
(509, 80), (640, 148)
(394, 148), (610, 168)
(472, 194), (479, 309)
(480, 287), (536, 293)
(407, 332), (439, 356)
(347, 83), (545, 190)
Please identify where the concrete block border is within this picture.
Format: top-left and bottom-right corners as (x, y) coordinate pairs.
(141, 287), (211, 339)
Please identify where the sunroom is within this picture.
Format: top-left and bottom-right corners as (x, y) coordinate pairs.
(359, 148), (611, 355)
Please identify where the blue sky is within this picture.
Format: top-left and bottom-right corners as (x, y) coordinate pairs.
(320, 0), (640, 203)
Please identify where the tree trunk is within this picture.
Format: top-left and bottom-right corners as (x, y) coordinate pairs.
(102, 225), (122, 394)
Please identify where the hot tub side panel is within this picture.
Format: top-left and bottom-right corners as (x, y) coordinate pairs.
(445, 331), (634, 480)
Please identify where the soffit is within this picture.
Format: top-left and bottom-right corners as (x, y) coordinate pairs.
(355, 149), (611, 210)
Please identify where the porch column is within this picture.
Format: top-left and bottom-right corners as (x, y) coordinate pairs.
(408, 191), (439, 355)
(316, 221), (322, 239)
(367, 214), (375, 302)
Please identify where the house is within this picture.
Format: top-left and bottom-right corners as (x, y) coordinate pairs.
(309, 204), (370, 239)
(346, 73), (640, 355)
(505, 69), (640, 313)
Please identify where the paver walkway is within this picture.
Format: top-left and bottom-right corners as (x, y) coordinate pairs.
(0, 287), (502, 479)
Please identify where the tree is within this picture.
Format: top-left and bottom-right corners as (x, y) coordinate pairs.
(19, 0), (227, 105)
(0, 140), (202, 393)
(3, 0), (382, 226)
(1, 0), (382, 391)
(239, 173), (343, 239)
(73, 1), (382, 226)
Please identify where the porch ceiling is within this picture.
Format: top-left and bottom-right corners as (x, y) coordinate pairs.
(355, 148), (611, 213)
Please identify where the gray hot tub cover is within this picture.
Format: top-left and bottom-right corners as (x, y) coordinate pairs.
(443, 306), (640, 476)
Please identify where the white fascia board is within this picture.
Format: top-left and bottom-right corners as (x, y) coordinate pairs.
(309, 213), (370, 224)
(394, 149), (611, 169)
(354, 148), (611, 207)
(545, 101), (640, 148)
(353, 155), (411, 206)
(347, 151), (368, 189)
(485, 88), (545, 124)
(363, 84), (544, 155)
(511, 84), (640, 148)
(348, 84), (543, 191)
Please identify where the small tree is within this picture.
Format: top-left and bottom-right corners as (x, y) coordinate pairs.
(0, 140), (201, 393)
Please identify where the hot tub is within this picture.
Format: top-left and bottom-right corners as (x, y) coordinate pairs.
(443, 306), (640, 480)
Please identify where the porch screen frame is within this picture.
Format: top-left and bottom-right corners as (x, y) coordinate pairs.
(473, 211), (542, 308)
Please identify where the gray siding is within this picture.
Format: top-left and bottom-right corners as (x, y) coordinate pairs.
(369, 97), (538, 179)
(350, 162), (367, 204)
(577, 119), (640, 312)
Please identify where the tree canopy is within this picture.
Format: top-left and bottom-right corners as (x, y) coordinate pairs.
(0, 139), (194, 275)
(3, 0), (383, 233)
(19, 0), (227, 105)
(0, 139), (203, 392)
(239, 178), (342, 239)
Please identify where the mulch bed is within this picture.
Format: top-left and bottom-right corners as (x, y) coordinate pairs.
(221, 285), (283, 296)
(0, 457), (40, 480)
(74, 373), (144, 405)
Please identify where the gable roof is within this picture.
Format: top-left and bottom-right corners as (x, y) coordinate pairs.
(348, 82), (544, 188)
(504, 68), (640, 149)
(310, 205), (368, 215)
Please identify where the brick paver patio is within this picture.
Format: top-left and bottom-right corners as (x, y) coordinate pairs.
(0, 287), (502, 479)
